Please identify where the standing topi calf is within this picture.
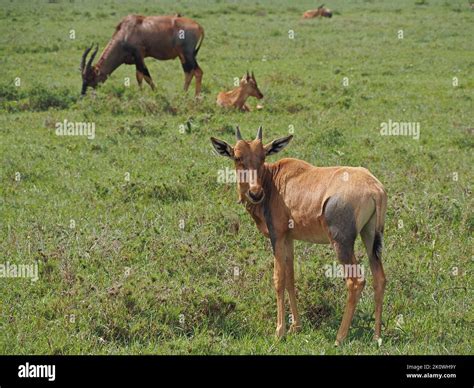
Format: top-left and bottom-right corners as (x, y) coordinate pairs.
(211, 126), (387, 345)
(216, 72), (263, 112)
(80, 14), (204, 96)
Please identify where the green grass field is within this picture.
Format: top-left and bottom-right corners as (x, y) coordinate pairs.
(0, 0), (472, 355)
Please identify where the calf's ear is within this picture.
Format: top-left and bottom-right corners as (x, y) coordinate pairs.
(264, 135), (293, 156)
(210, 137), (234, 159)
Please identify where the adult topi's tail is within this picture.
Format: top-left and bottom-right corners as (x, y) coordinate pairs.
(194, 29), (204, 56)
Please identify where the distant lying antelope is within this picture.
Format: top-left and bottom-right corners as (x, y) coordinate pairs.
(211, 127), (387, 344)
(303, 4), (333, 18)
(80, 14), (204, 96)
(216, 72), (263, 112)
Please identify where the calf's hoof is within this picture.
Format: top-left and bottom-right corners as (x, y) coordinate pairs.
(275, 325), (286, 339)
(334, 336), (346, 347)
(288, 323), (302, 334)
(374, 335), (383, 347)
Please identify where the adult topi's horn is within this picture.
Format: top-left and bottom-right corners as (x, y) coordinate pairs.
(80, 44), (93, 72)
(256, 125), (262, 141)
(86, 43), (99, 69)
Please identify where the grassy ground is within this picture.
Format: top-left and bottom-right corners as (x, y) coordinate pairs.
(0, 0), (472, 355)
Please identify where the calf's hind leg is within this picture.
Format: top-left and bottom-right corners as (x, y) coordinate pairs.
(323, 196), (365, 346)
(360, 214), (386, 342)
(334, 252), (365, 346)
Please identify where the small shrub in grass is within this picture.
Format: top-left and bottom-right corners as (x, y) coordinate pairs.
(0, 83), (25, 102)
(29, 85), (76, 111)
(5, 85), (77, 112)
(317, 128), (346, 148)
(120, 181), (189, 204)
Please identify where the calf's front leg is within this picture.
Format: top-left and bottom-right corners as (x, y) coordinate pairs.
(240, 103), (251, 112)
(273, 239), (287, 338)
(285, 238), (301, 333)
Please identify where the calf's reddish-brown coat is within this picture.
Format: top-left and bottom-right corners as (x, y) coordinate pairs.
(303, 5), (333, 18)
(216, 72), (263, 112)
(211, 127), (387, 344)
